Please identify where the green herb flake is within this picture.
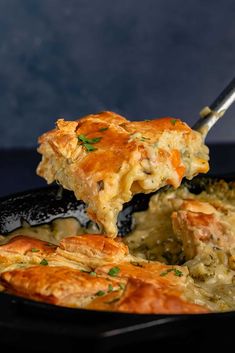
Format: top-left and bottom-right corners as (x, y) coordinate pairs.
(144, 119), (150, 122)
(160, 271), (168, 277)
(78, 134), (102, 144)
(119, 283), (125, 290)
(108, 266), (120, 277)
(78, 134), (102, 152)
(160, 268), (183, 277)
(99, 127), (108, 132)
(96, 290), (105, 297)
(108, 284), (113, 292)
(84, 143), (97, 152)
(40, 259), (48, 266)
(171, 119), (177, 125)
(89, 271), (97, 277)
(140, 136), (150, 142)
(173, 269), (184, 277)
(31, 248), (40, 253)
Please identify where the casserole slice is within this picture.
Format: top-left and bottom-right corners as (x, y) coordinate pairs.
(36, 111), (209, 236)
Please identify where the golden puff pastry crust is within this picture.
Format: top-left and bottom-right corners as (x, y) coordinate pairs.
(0, 233), (209, 313)
(113, 278), (209, 314)
(57, 234), (130, 267)
(0, 235), (91, 273)
(0, 265), (122, 307)
(172, 199), (235, 260)
(36, 111), (209, 236)
(0, 236), (56, 268)
(86, 277), (209, 314)
(95, 261), (189, 293)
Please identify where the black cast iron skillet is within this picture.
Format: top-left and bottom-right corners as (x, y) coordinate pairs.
(0, 174), (235, 352)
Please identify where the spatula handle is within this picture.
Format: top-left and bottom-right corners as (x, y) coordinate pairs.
(193, 77), (235, 138)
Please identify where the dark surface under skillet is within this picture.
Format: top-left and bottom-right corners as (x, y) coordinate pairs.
(0, 176), (235, 352)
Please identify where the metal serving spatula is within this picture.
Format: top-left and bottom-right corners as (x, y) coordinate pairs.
(193, 77), (235, 138)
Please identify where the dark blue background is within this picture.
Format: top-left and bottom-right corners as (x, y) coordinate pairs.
(0, 0), (235, 147)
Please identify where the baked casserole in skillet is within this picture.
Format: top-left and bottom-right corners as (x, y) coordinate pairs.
(2, 111), (235, 314)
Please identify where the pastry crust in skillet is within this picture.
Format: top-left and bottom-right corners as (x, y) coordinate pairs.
(113, 278), (209, 314)
(0, 235), (91, 272)
(87, 262), (210, 313)
(0, 233), (209, 313)
(0, 265), (122, 307)
(0, 257), (208, 313)
(0, 236), (56, 267)
(57, 234), (130, 267)
(86, 278), (209, 314)
(36, 111), (209, 236)
(172, 199), (235, 260)
(95, 261), (188, 289)
(2, 180), (235, 313)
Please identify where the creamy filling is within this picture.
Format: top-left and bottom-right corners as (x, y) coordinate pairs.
(1, 180), (235, 312)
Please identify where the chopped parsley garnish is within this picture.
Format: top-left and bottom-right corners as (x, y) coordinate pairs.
(78, 134), (102, 144)
(144, 119), (150, 122)
(31, 248), (39, 252)
(108, 267), (120, 277)
(171, 119), (177, 125)
(80, 270), (96, 276)
(119, 283), (125, 290)
(99, 127), (108, 132)
(96, 290), (105, 296)
(140, 136), (150, 142)
(89, 271), (97, 276)
(40, 258), (48, 266)
(108, 284), (113, 292)
(84, 144), (97, 152)
(78, 134), (102, 152)
(160, 268), (183, 277)
(174, 269), (184, 277)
